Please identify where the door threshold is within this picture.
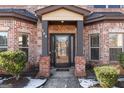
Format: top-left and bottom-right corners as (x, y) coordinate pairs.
(56, 68), (69, 71)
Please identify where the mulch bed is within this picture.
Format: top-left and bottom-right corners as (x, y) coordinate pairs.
(115, 81), (124, 88)
(86, 65), (124, 88)
(90, 81), (124, 88)
(89, 84), (101, 88)
(0, 77), (29, 88)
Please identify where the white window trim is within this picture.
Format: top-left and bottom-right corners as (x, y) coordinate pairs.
(89, 33), (100, 61)
(0, 27), (9, 31)
(19, 46), (29, 49)
(106, 5), (109, 8)
(0, 31), (8, 51)
(120, 5), (124, 8)
(19, 33), (29, 48)
(0, 46), (8, 48)
(19, 33), (29, 61)
(109, 33), (124, 61)
(109, 33), (124, 49)
(93, 5), (122, 8)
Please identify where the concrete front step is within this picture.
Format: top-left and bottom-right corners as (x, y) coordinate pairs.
(43, 68), (81, 88)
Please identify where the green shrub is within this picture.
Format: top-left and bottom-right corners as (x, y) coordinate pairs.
(118, 52), (124, 68)
(94, 65), (120, 88)
(0, 50), (27, 80)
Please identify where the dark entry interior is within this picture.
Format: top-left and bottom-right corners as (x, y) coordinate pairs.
(50, 34), (75, 67)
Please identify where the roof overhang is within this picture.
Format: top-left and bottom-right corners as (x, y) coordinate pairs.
(35, 5), (90, 17)
(0, 11), (37, 23)
(85, 14), (124, 24)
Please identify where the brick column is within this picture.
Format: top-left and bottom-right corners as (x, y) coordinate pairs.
(36, 20), (50, 78)
(75, 56), (86, 77)
(37, 56), (50, 78)
(74, 21), (86, 77)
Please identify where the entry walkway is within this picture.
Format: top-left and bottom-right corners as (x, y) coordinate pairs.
(43, 68), (81, 88)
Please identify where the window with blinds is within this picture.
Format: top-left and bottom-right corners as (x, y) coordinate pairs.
(109, 34), (123, 61)
(0, 32), (8, 52)
(19, 33), (29, 61)
(90, 34), (99, 60)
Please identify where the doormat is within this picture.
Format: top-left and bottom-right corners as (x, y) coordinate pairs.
(56, 68), (69, 71)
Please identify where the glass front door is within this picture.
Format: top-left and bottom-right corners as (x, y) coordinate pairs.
(50, 35), (74, 67)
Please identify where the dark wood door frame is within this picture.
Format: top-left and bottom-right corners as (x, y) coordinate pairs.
(50, 34), (75, 67)
(42, 21), (84, 56)
(41, 21), (84, 68)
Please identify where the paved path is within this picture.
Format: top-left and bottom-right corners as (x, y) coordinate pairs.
(43, 68), (81, 88)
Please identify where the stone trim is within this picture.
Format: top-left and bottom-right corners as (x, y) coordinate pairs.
(0, 27), (9, 31)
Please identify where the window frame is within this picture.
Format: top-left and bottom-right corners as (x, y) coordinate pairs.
(93, 5), (122, 8)
(0, 31), (8, 52)
(120, 5), (124, 8)
(89, 33), (100, 61)
(108, 5), (120, 8)
(19, 33), (29, 48)
(93, 5), (106, 8)
(109, 33), (124, 61)
(18, 33), (29, 61)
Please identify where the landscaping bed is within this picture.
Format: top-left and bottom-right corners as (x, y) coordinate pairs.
(0, 77), (47, 88)
(79, 78), (124, 88)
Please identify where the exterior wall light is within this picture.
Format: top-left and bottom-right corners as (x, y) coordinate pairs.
(61, 20), (64, 23)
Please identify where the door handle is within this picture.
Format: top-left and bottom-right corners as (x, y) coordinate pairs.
(54, 50), (56, 53)
(49, 51), (51, 55)
(50, 50), (56, 54)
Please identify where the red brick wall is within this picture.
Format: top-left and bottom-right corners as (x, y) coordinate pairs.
(0, 17), (37, 65)
(37, 56), (50, 77)
(75, 56), (86, 77)
(1, 5), (124, 73)
(84, 21), (124, 65)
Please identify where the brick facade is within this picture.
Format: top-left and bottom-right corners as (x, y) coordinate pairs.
(1, 5), (124, 77)
(0, 17), (37, 68)
(75, 56), (86, 77)
(84, 21), (124, 65)
(37, 56), (50, 78)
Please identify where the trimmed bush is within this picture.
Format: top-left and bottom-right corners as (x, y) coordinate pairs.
(118, 52), (124, 68)
(0, 50), (27, 80)
(94, 65), (120, 88)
